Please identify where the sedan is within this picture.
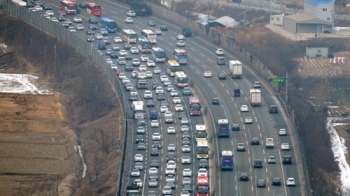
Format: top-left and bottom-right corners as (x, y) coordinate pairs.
(170, 89), (179, 97)
(286, 178), (296, 186)
(147, 59), (155, 67)
(182, 145), (191, 153)
(162, 186), (172, 195)
(155, 87), (164, 94)
(182, 177), (191, 186)
(237, 143), (245, 151)
(168, 143), (176, 151)
(181, 191), (190, 196)
(139, 65), (147, 71)
(160, 74), (169, 82)
(239, 173), (249, 181)
(134, 154), (143, 162)
(167, 126), (176, 134)
(183, 168), (192, 176)
(150, 148), (159, 156)
(182, 132), (190, 139)
(268, 156), (276, 164)
(130, 47), (139, 54)
(181, 125), (189, 132)
(88, 24), (97, 30)
(148, 179), (158, 187)
(141, 55), (149, 62)
(244, 117), (253, 124)
(272, 177), (282, 186)
(281, 143), (290, 150)
(114, 36), (123, 43)
(137, 142), (146, 150)
(250, 137), (260, 145)
(173, 97), (182, 104)
(153, 67), (161, 74)
(136, 126), (145, 134)
(132, 59), (140, 66)
(181, 156), (191, 164)
(240, 105), (249, 112)
(279, 128), (287, 136)
(119, 50), (127, 56)
(100, 29), (108, 36)
(75, 24), (84, 31)
(151, 120), (159, 128)
(127, 10), (136, 17)
(218, 72), (226, 80)
(181, 117), (189, 125)
(73, 16), (82, 23)
(257, 179), (266, 187)
(148, 20), (156, 26)
(45, 10), (54, 16)
(130, 168), (141, 177)
(125, 17), (133, 23)
(215, 48), (225, 55)
(167, 85), (175, 92)
(167, 160), (177, 169)
(160, 25), (168, 31)
(175, 104), (184, 112)
(145, 71), (153, 78)
(203, 71), (212, 77)
(86, 36), (94, 42)
(198, 168), (208, 176)
(95, 33), (103, 40)
(152, 133), (161, 140)
(160, 105), (168, 113)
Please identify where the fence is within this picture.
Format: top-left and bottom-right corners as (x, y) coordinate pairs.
(0, 1), (129, 195)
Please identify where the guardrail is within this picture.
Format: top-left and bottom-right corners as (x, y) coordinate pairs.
(0, 1), (128, 195)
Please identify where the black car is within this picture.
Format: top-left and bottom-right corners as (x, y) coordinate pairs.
(88, 17), (98, 24)
(250, 137), (260, 145)
(152, 141), (161, 149)
(272, 177), (282, 186)
(239, 173), (249, 181)
(26, 2), (35, 8)
(166, 152), (176, 162)
(124, 66), (133, 71)
(135, 135), (144, 144)
(124, 44), (132, 50)
(234, 88), (241, 97)
(218, 72), (226, 80)
(269, 105), (278, 113)
(160, 25), (168, 31)
(152, 82), (160, 90)
(61, 22), (69, 28)
(129, 96), (138, 101)
(125, 54), (132, 60)
(146, 100), (155, 107)
(232, 124), (240, 131)
(183, 185), (192, 193)
(57, 15), (66, 22)
(198, 159), (209, 168)
(178, 112), (187, 120)
(157, 94), (166, 101)
(79, 2), (87, 8)
(110, 51), (118, 58)
(282, 155), (292, 164)
(150, 159), (159, 168)
(212, 98), (219, 105)
(42, 4), (52, 10)
(150, 148), (159, 156)
(183, 87), (192, 95)
(254, 159), (263, 168)
(88, 24), (98, 30)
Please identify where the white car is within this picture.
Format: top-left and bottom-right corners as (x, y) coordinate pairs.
(281, 143), (290, 150)
(95, 33), (103, 40)
(45, 10), (54, 16)
(149, 167), (158, 175)
(127, 10), (136, 17)
(182, 145), (191, 152)
(168, 143), (176, 151)
(183, 168), (192, 177)
(132, 59), (140, 66)
(160, 105), (168, 113)
(155, 29), (162, 35)
(130, 89), (138, 96)
(73, 16), (82, 23)
(160, 75), (169, 82)
(33, 5), (43, 11)
(177, 34), (185, 40)
(152, 133), (161, 140)
(181, 156), (191, 164)
(139, 65), (147, 71)
(253, 81), (261, 88)
(76, 24), (84, 30)
(167, 160), (177, 169)
(68, 26), (76, 33)
(175, 104), (184, 112)
(145, 71), (153, 78)
(113, 36), (123, 43)
(133, 179), (142, 187)
(155, 86), (163, 94)
(118, 72), (126, 80)
(279, 128), (287, 136)
(170, 90), (179, 97)
(140, 55), (149, 62)
(143, 90), (152, 98)
(130, 47), (139, 54)
(125, 17), (133, 23)
(173, 97), (182, 104)
(153, 67), (161, 74)
(203, 71), (212, 77)
(165, 167), (176, 175)
(117, 57), (126, 65)
(130, 169), (141, 176)
(151, 120), (159, 128)
(181, 125), (189, 132)
(240, 105), (249, 112)
(286, 178), (296, 186)
(147, 60), (155, 67)
(215, 48), (225, 55)
(119, 50), (127, 56)
(105, 58), (113, 64)
(100, 29), (108, 36)
(131, 71), (138, 78)
(198, 168), (208, 176)
(167, 126), (176, 134)
(181, 191), (191, 196)
(122, 78), (131, 84)
(176, 39), (185, 47)
(244, 117), (253, 124)
(134, 154), (144, 162)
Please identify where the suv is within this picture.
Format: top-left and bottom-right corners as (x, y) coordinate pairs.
(234, 89), (241, 97)
(283, 155), (292, 164)
(167, 152), (176, 162)
(254, 159), (263, 168)
(212, 98), (219, 105)
(198, 159), (209, 168)
(269, 105), (278, 113)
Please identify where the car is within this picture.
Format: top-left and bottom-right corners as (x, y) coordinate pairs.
(132, 59), (140, 66)
(181, 117), (189, 125)
(170, 89), (179, 97)
(250, 137), (260, 145)
(130, 47), (139, 54)
(268, 156), (276, 164)
(254, 159), (263, 168)
(183, 87), (192, 95)
(160, 101), (169, 107)
(148, 167), (158, 175)
(131, 71), (138, 78)
(152, 133), (162, 141)
(218, 72), (226, 80)
(167, 160), (177, 169)
(86, 36), (94, 42)
(166, 174), (176, 183)
(181, 191), (190, 196)
(148, 179), (158, 187)
(272, 177), (282, 186)
(137, 142), (146, 150)
(253, 81), (261, 88)
(88, 24), (97, 30)
(181, 156), (191, 164)
(33, 5), (43, 11)
(149, 173), (159, 181)
(134, 162), (144, 171)
(240, 173), (249, 181)
(160, 25), (168, 31)
(160, 105), (168, 113)
(182, 145), (191, 153)
(175, 104), (184, 112)
(240, 105), (249, 112)
(61, 21), (69, 28)
(140, 55), (149, 62)
(198, 168), (208, 176)
(152, 140), (161, 149)
(114, 36), (123, 43)
(167, 85), (175, 92)
(153, 67), (161, 74)
(182, 185), (192, 193)
(177, 34), (185, 40)
(105, 49), (112, 56)
(73, 16), (82, 23)
(143, 90), (152, 99)
(257, 179), (266, 187)
(163, 80), (172, 86)
(134, 154), (143, 162)
(281, 143), (290, 150)
(105, 58), (113, 64)
(100, 29), (108, 36)
(165, 167), (175, 175)
(237, 143), (245, 151)
(232, 124), (240, 131)
(68, 26), (76, 33)
(182, 168), (192, 177)
(42, 4), (52, 10)
(129, 96), (138, 101)
(137, 120), (146, 126)
(76, 24), (84, 30)
(162, 186), (172, 195)
(215, 48), (225, 55)
(135, 135), (144, 144)
(118, 72), (126, 80)
(154, 29), (162, 35)
(148, 20), (156, 26)
(130, 168), (141, 177)
(182, 137), (190, 145)
(155, 86), (163, 94)
(95, 33), (103, 40)
(125, 17), (133, 23)
(203, 71), (212, 77)
(279, 128), (287, 136)
(147, 59), (155, 67)
(182, 177), (191, 186)
(45, 10), (54, 16)
(199, 159), (209, 168)
(125, 84), (133, 91)
(212, 98), (220, 105)
(244, 117), (253, 124)
(50, 17), (59, 22)
(151, 120), (159, 128)
(178, 112), (187, 120)
(139, 65), (147, 71)
(127, 10), (136, 17)
(167, 126), (176, 134)
(117, 57), (126, 65)
(167, 143), (176, 152)
(136, 126), (146, 134)
(150, 159), (159, 168)
(110, 51), (118, 58)
(145, 71), (153, 78)
(124, 44), (132, 50)
(286, 178), (296, 186)
(269, 105), (278, 113)
(125, 54), (132, 60)
(88, 17), (98, 24)
(173, 97), (181, 104)
(160, 74), (169, 82)
(157, 93), (166, 101)
(182, 132), (190, 139)
(119, 50), (127, 56)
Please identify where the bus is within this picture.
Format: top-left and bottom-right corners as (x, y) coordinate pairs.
(197, 176), (210, 196)
(174, 71), (188, 88)
(151, 46), (166, 63)
(196, 138), (209, 159)
(173, 48), (188, 65)
(136, 36), (152, 53)
(59, 0), (77, 15)
(189, 96), (201, 116)
(86, 2), (101, 17)
(195, 124), (207, 143)
(100, 17), (117, 33)
(121, 29), (137, 44)
(217, 119), (230, 137)
(141, 29), (157, 44)
(166, 60), (181, 77)
(221, 150), (234, 170)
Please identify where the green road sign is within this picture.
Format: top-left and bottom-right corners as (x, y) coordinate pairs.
(272, 77), (284, 83)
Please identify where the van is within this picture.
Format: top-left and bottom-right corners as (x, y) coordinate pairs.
(266, 138), (274, 148)
(98, 41), (106, 50)
(150, 110), (158, 119)
(216, 56), (225, 65)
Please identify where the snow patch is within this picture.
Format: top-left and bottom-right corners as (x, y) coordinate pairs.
(0, 73), (52, 94)
(74, 144), (87, 179)
(326, 118), (350, 192)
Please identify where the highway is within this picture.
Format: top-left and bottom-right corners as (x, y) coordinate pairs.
(34, 0), (303, 195)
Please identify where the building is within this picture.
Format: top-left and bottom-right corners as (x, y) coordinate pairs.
(305, 47), (329, 58)
(304, 0), (334, 22)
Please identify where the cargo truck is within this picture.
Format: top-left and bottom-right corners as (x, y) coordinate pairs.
(136, 79), (147, 89)
(228, 60), (242, 78)
(132, 101), (145, 119)
(249, 89), (261, 106)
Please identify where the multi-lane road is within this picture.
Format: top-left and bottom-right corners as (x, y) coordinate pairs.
(32, 0), (304, 195)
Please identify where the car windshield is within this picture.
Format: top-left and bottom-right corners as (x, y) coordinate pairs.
(197, 186), (209, 193)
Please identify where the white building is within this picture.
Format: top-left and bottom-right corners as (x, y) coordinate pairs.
(304, 0), (334, 23)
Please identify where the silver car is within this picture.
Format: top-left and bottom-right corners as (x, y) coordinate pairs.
(162, 186), (172, 194)
(182, 177), (192, 185)
(148, 179), (158, 187)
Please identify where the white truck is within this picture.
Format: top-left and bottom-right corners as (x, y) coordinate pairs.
(228, 60), (242, 79)
(266, 138), (274, 148)
(132, 101), (145, 119)
(249, 89), (261, 106)
(164, 111), (173, 123)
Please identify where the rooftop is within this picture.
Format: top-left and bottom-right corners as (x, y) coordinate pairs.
(305, 0), (334, 5)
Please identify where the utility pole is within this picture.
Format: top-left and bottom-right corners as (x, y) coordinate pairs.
(285, 71), (288, 103)
(54, 45), (56, 77)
